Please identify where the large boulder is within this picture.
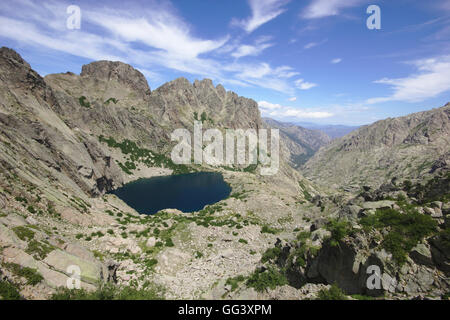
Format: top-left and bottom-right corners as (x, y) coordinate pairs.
(362, 200), (395, 210)
(409, 243), (433, 266)
(43, 249), (106, 285)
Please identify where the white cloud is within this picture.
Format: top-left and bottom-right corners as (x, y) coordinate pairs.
(225, 63), (300, 94)
(288, 97), (297, 102)
(231, 37), (273, 58)
(331, 58), (342, 64)
(367, 55), (450, 104)
(232, 0), (290, 33)
(304, 38), (327, 49)
(0, 0), (303, 94)
(259, 101), (333, 119)
(295, 79), (317, 90)
(302, 0), (364, 19)
(87, 10), (229, 60)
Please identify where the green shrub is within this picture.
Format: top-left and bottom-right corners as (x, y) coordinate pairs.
(12, 226), (35, 241)
(360, 208), (437, 265)
(261, 247), (281, 263)
(145, 258), (158, 269)
(165, 238), (174, 247)
(225, 275), (246, 292)
(78, 96), (91, 108)
(0, 280), (21, 300)
(238, 238), (248, 244)
(296, 231), (311, 242)
(51, 283), (164, 300)
(27, 205), (36, 214)
(325, 219), (353, 246)
(246, 266), (287, 292)
(26, 239), (54, 259)
(4, 262), (43, 285)
(15, 196), (27, 204)
(317, 283), (348, 300)
(104, 98), (118, 105)
(261, 225), (278, 234)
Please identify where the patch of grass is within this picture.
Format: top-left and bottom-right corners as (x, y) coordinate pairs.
(27, 205), (36, 214)
(12, 226), (35, 241)
(261, 225), (278, 235)
(104, 98), (118, 105)
(144, 258), (158, 270)
(296, 231), (311, 242)
(225, 275), (246, 292)
(261, 247), (282, 263)
(246, 266), (287, 292)
(351, 294), (376, 300)
(26, 240), (54, 260)
(238, 238), (248, 244)
(164, 237), (174, 247)
(3, 262), (43, 285)
(298, 181), (312, 201)
(99, 136), (192, 175)
(325, 219), (353, 247)
(51, 283), (164, 300)
(78, 96), (91, 108)
(360, 208), (437, 265)
(15, 196), (27, 204)
(229, 191), (247, 201)
(317, 283), (348, 300)
(0, 280), (21, 300)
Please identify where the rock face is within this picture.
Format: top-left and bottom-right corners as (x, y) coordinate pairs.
(148, 77), (262, 132)
(263, 118), (331, 168)
(81, 61), (151, 100)
(302, 104), (450, 188)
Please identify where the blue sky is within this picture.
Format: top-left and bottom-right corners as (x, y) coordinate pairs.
(0, 0), (449, 125)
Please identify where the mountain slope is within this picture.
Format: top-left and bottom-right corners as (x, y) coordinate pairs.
(263, 118), (331, 168)
(302, 104), (450, 188)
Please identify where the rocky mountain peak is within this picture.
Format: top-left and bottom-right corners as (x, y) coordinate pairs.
(0, 47), (32, 70)
(80, 60), (151, 97)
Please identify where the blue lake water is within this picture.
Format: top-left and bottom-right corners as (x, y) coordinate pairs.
(111, 172), (231, 215)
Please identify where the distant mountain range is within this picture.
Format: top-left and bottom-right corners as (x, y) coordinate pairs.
(293, 121), (359, 139)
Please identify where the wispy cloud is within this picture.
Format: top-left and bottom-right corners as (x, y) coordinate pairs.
(301, 0), (365, 19)
(231, 36), (273, 58)
(295, 79), (317, 90)
(0, 0), (304, 94)
(259, 101), (333, 119)
(288, 97), (297, 102)
(331, 58), (342, 64)
(367, 55), (450, 104)
(232, 0), (290, 33)
(88, 9), (229, 59)
(304, 38), (327, 49)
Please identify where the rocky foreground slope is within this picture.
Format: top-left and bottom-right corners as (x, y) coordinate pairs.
(0, 47), (448, 300)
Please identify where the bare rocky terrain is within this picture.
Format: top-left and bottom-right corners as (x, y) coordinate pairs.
(0, 47), (448, 300)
